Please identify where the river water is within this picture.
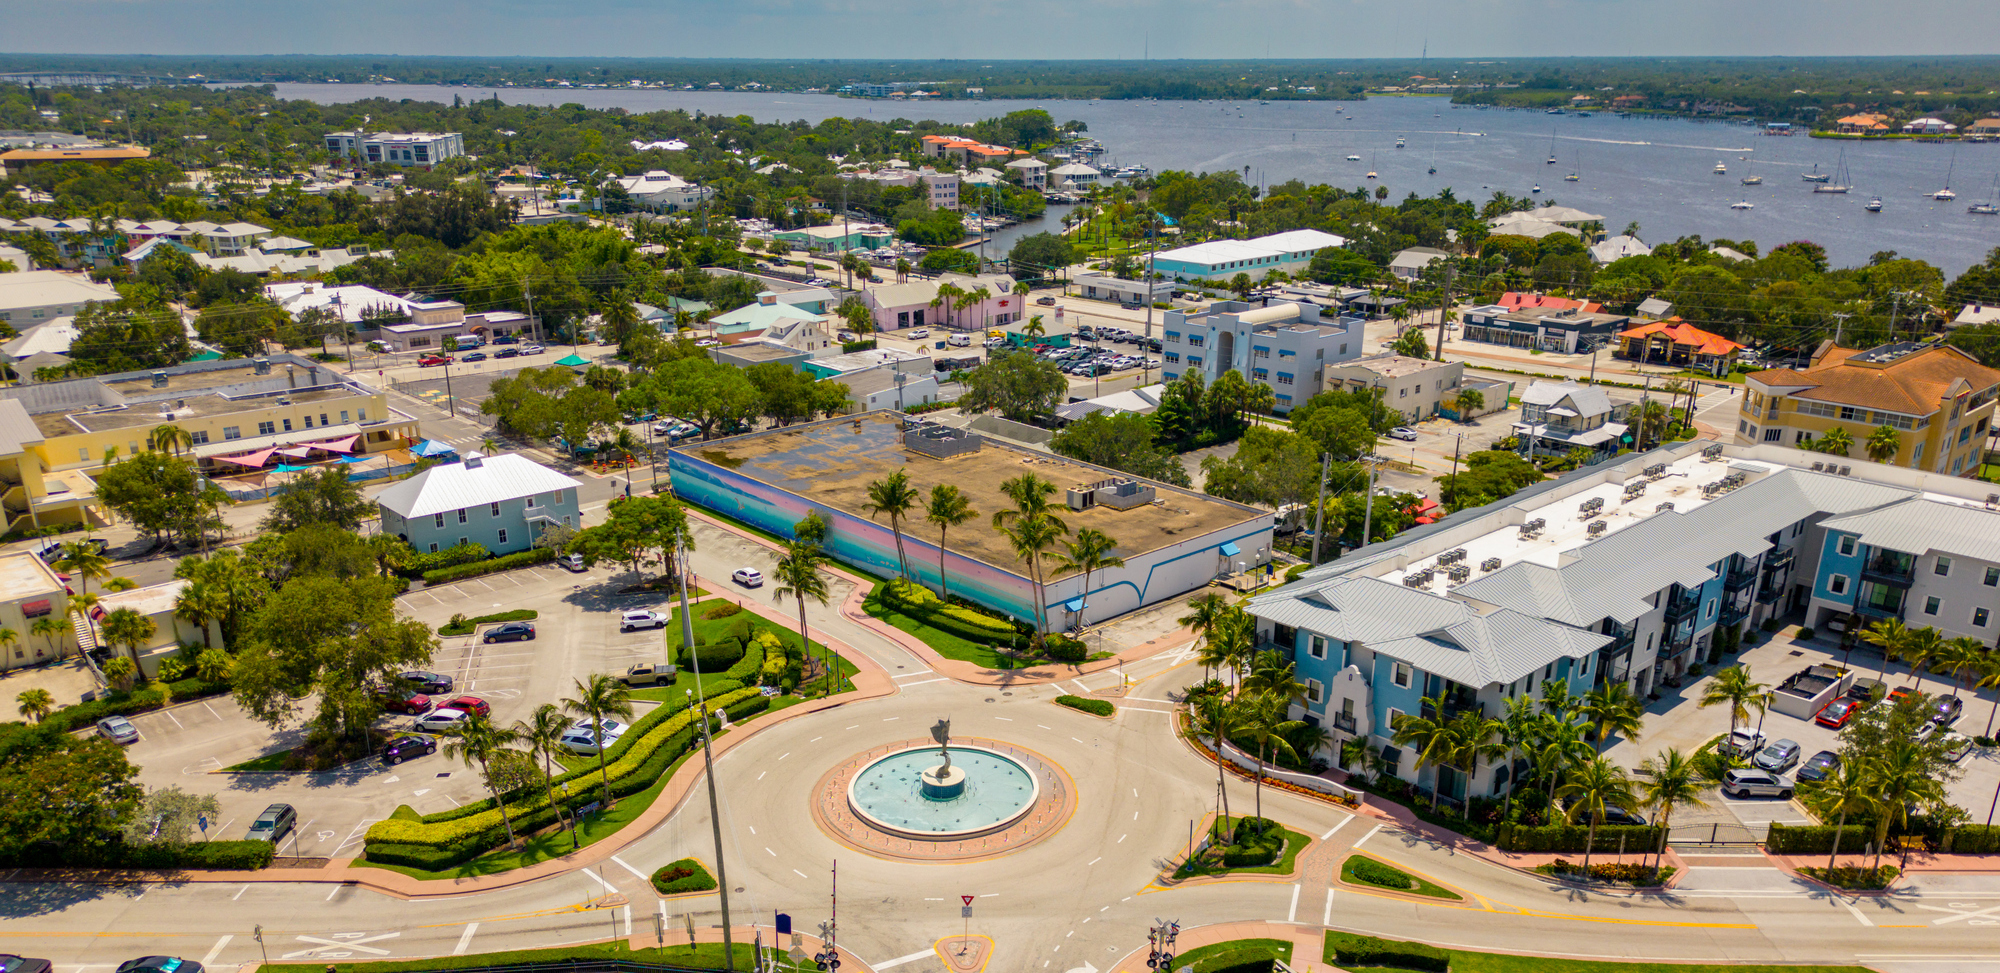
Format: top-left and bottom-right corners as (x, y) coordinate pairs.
(264, 83), (2000, 275)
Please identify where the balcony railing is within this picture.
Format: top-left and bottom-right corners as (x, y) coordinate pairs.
(1854, 599), (1902, 619)
(1660, 630), (1696, 659)
(1863, 554), (1916, 587)
(1763, 548), (1796, 574)
(1724, 565), (1759, 591)
(1332, 712), (1357, 734)
(1755, 583), (1784, 605)
(1722, 602), (1751, 626)
(1664, 594), (1702, 624)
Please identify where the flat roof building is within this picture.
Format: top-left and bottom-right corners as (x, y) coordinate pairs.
(1160, 300), (1363, 413)
(324, 131), (465, 168)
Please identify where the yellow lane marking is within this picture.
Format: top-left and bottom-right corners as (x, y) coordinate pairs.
(416, 904), (593, 928)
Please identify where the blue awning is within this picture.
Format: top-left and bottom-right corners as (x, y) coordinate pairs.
(1220, 542), (1241, 556)
(1062, 597), (1085, 612)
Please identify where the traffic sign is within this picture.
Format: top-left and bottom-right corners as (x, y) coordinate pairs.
(961, 906), (972, 918)
(961, 895), (975, 906)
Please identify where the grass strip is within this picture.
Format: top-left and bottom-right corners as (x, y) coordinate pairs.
(313, 941), (811, 973)
(1175, 815), (1311, 879)
(1341, 854), (1463, 900)
(1323, 931), (1872, 973)
(1167, 938), (1292, 973)
(438, 609), (539, 636)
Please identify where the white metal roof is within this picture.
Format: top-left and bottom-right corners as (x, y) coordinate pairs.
(376, 454), (582, 519)
(1820, 498), (2000, 565)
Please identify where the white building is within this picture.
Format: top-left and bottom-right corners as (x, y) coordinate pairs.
(1589, 235), (1652, 265)
(833, 366), (940, 412)
(1160, 300), (1364, 413)
(920, 169), (961, 210)
(1323, 354), (1483, 423)
(1005, 157), (1049, 191)
(609, 170), (716, 213)
(324, 131), (466, 168)
(0, 270), (120, 329)
(1514, 380), (1628, 461)
(1047, 163), (1102, 191)
(1151, 229), (1348, 282)
(1388, 246), (1449, 280)
(1074, 270), (1174, 305)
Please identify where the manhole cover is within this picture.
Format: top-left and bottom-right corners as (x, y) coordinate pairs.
(985, 698), (995, 703)
(897, 665), (905, 669)
(1002, 692), (1013, 696)
(1788, 650), (1804, 657)
(735, 887), (745, 893)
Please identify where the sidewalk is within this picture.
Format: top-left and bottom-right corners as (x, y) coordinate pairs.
(1109, 921), (1331, 973)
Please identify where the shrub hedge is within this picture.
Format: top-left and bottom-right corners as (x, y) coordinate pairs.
(402, 542), (490, 578)
(41, 677), (232, 733)
(878, 579), (1016, 643)
(1194, 952), (1276, 973)
(701, 601), (744, 620)
(422, 548), (555, 585)
(1056, 695), (1113, 717)
(1766, 821), (1875, 855)
(1346, 856), (1415, 890)
(439, 609), (539, 636)
(1493, 821), (1662, 853)
(1943, 824), (2000, 854)
(1322, 932), (1448, 973)
(0, 839), (275, 870)
(651, 858), (718, 895)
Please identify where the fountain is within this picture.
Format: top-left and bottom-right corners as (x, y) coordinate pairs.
(846, 719), (1040, 840)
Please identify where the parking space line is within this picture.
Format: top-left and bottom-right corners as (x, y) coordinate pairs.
(160, 709), (183, 729)
(454, 923), (480, 955)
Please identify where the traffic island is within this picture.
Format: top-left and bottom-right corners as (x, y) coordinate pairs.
(1159, 814), (1312, 886)
(809, 736), (1076, 862)
(1338, 853), (1464, 900)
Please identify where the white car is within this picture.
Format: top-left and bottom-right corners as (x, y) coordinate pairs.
(620, 609), (670, 632)
(560, 718), (628, 755)
(908, 329), (931, 339)
(1387, 427), (1420, 442)
(732, 567), (764, 587)
(947, 334), (972, 347)
(414, 708), (472, 734)
(96, 715), (139, 745)
(983, 336), (1006, 348)
(521, 343), (546, 355)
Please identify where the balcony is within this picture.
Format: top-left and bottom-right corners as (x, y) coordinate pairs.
(1332, 712), (1357, 734)
(1661, 629), (1696, 659)
(1724, 565), (1759, 592)
(1762, 548), (1795, 574)
(1854, 582), (1906, 619)
(1755, 583), (1784, 606)
(1664, 592), (1702, 624)
(1862, 552), (1916, 588)
(1722, 602), (1752, 627)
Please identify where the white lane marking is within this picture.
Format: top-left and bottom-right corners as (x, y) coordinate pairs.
(1133, 811), (1139, 821)
(874, 949), (941, 970)
(622, 905), (632, 938)
(453, 924), (480, 955)
(1121, 707), (1174, 714)
(1088, 856), (1103, 866)
(322, 886), (339, 901)
(200, 935), (233, 965)
(883, 717), (900, 721)
(1288, 884), (1300, 923)
(757, 771), (766, 780)
(794, 869), (810, 879)
(766, 847), (776, 856)
(1124, 696), (1177, 703)
(892, 672), (935, 679)
(899, 678), (948, 687)
(610, 855), (650, 882)
(981, 893), (997, 897)
(1072, 737), (1086, 744)
(281, 932), (400, 959)
(779, 753), (790, 760)
(1321, 817), (1353, 841)
(1845, 901), (1875, 927)
(1072, 681), (1090, 695)
(581, 867), (619, 894)
(847, 725), (860, 729)
(749, 826), (757, 835)
(1132, 788), (1138, 797)
(994, 717), (1013, 722)
(1117, 834), (1127, 843)
(1919, 901), (2000, 924)
(1351, 823), (1384, 850)
(810, 737), (822, 743)
(162, 710), (183, 729)
(232, 885), (250, 901)
(1037, 724), (1051, 729)
(1323, 888), (1335, 926)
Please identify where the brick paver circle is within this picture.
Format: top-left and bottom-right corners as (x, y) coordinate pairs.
(810, 736), (1077, 863)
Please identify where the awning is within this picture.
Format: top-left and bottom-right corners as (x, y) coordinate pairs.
(1220, 542), (1241, 556)
(211, 449), (275, 468)
(22, 599), (51, 617)
(275, 447), (315, 459)
(414, 439), (459, 458)
(311, 435), (359, 453)
(193, 422), (363, 460)
(1062, 597), (1085, 612)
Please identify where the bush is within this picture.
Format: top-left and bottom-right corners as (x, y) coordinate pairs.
(1346, 856), (1416, 890)
(1798, 627), (1815, 640)
(701, 601), (744, 620)
(402, 541), (490, 577)
(652, 858), (718, 895)
(681, 639), (746, 672)
(1056, 695), (1113, 717)
(1766, 821), (1872, 855)
(422, 548), (555, 585)
(720, 636), (768, 683)
(877, 579), (1017, 643)
(1548, 858), (1664, 884)
(439, 609), (539, 636)
(1044, 633), (1088, 662)
(1323, 932), (1448, 973)
(2, 839), (274, 870)
(1193, 952), (1276, 973)
(1493, 822), (1661, 853)
(1219, 841), (1280, 867)
(39, 677), (228, 734)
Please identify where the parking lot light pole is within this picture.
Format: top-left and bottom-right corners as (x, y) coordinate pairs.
(676, 537), (734, 971)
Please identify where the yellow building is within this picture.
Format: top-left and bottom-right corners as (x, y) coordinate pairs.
(1737, 341), (2000, 475)
(0, 550), (67, 673)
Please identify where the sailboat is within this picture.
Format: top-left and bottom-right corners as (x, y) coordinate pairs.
(1565, 154), (1580, 182)
(1730, 199), (1755, 210)
(1972, 176), (1999, 215)
(1427, 142), (1437, 175)
(1802, 163), (1832, 184)
(1934, 149), (1959, 200)
(1546, 127), (1558, 165)
(1814, 148), (1851, 194)
(1366, 153), (1377, 180)
(1741, 158), (1762, 185)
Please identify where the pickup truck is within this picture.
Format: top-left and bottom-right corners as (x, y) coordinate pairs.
(618, 662), (679, 686)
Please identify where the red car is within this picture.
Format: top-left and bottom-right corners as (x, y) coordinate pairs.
(374, 686), (432, 714)
(1815, 697), (1860, 728)
(1888, 686), (1917, 706)
(418, 355), (450, 367)
(441, 695), (490, 717)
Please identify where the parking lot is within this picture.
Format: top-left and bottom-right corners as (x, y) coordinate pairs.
(1605, 628), (2000, 841)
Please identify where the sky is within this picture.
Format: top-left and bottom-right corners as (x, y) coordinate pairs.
(5, 0), (2000, 59)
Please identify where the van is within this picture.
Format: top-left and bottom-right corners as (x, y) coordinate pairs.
(947, 333), (972, 347)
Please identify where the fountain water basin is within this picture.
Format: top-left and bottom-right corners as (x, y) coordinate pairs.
(847, 745), (1039, 840)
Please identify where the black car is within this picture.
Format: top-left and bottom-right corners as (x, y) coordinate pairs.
(1932, 694), (1965, 725)
(1036, 295), (1057, 306)
(1598, 805), (1648, 827)
(459, 351), (488, 363)
(382, 735), (437, 765)
(492, 335), (519, 345)
(402, 670), (454, 695)
(484, 621), (536, 643)
(0, 956), (54, 973)
(1797, 750), (1841, 783)
(496, 347), (521, 359)
(116, 959), (201, 973)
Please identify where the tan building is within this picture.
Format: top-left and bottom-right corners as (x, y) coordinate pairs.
(0, 551), (68, 673)
(1738, 341), (2000, 475)
(95, 578), (224, 677)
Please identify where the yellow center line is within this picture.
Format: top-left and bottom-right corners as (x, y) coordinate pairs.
(416, 905), (592, 928)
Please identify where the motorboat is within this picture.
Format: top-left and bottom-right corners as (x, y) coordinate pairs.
(1395, 137), (1406, 148)
(1865, 197), (1884, 212)
(1564, 172), (1579, 182)
(1347, 154), (1361, 161)
(1531, 184), (1542, 193)
(1366, 170), (1377, 180)
(1713, 162), (1728, 174)
(1730, 200), (1755, 210)
(1741, 175), (1763, 185)
(1932, 149), (1958, 201)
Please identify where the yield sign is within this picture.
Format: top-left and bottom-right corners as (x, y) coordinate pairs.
(961, 895), (975, 906)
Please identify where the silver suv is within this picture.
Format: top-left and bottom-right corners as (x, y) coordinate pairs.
(1721, 768), (1794, 800)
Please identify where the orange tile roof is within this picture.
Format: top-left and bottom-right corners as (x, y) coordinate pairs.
(1617, 318), (1744, 356)
(1498, 292), (1602, 314)
(1, 147), (150, 163)
(1750, 344), (2000, 416)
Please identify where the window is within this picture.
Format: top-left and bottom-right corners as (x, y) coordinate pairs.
(1165, 353), (1180, 364)
(1306, 679), (1324, 704)
(1309, 635), (1327, 660)
(1399, 387), (1408, 398)
(191, 430), (209, 445)
(497, 528), (508, 545)
(1977, 608), (1992, 628)
(457, 508), (468, 524)
(303, 416), (313, 429)
(1962, 426), (1975, 445)
(563, 515), (572, 527)
(358, 408), (368, 421)
(1762, 429), (1782, 442)
(1924, 596), (1941, 615)
(223, 426), (241, 441)
(258, 421), (276, 436)
(1188, 356), (1203, 368)
(1277, 372), (1294, 385)
(1254, 346), (1270, 358)
(1985, 566), (1999, 587)
(1936, 556), (1953, 577)
(281, 419), (292, 432)
(1392, 662), (1412, 688)
(1164, 331), (1180, 343)
(1188, 335), (1204, 347)
(77, 447), (88, 461)
(434, 513), (445, 529)
(1829, 574), (1849, 595)
(526, 494), (539, 509)
(1339, 343), (1348, 355)
(341, 410), (351, 423)
(1837, 535), (1857, 556)
(428, 543), (439, 553)
(1252, 368), (1268, 381)
(1385, 707), (1405, 729)
(459, 537), (469, 548)
(491, 502), (501, 517)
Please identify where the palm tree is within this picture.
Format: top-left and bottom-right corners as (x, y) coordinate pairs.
(1931, 636), (1989, 704)
(1538, 680), (1576, 719)
(1177, 593), (1231, 682)
(194, 649), (232, 683)
(31, 615), (71, 660)
(1802, 760), (1876, 874)
(1575, 683), (1645, 754)
(442, 713), (527, 849)
(862, 469), (920, 580)
(1496, 695), (1541, 819)
(55, 541), (111, 599)
(1632, 400), (1670, 450)
(929, 282), (965, 330)
(1863, 740), (1946, 869)
(1975, 651), (2000, 738)
(101, 656), (136, 691)
(1865, 425), (1902, 464)
(1390, 693), (1460, 811)
(16, 687), (54, 722)
(516, 703), (572, 830)
(1698, 664), (1768, 734)
(773, 541), (833, 696)
(1193, 693), (1247, 823)
(561, 674), (635, 809)
(1045, 528), (1125, 631)
(100, 607), (156, 668)
(150, 423), (194, 455)
(1818, 427), (1854, 458)
(1207, 610), (1257, 696)
(1532, 716), (1596, 805)
(923, 485), (975, 600)
(1636, 748), (1708, 870)
(0, 626), (18, 665)
(992, 473), (1069, 644)
(1558, 757), (1639, 873)
(1450, 387), (1486, 421)
(1860, 617), (1912, 683)
(175, 580), (226, 650)
(1446, 710), (1507, 820)
(1021, 315), (1047, 337)
(1901, 626), (1946, 691)
(1241, 694), (1303, 828)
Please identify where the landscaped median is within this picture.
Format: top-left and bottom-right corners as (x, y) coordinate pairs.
(1321, 931), (1874, 973)
(1168, 815), (1310, 881)
(1340, 854), (1463, 899)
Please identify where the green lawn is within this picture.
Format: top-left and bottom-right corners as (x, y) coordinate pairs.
(1322, 934), (1871, 973)
(1341, 854), (1463, 900)
(1174, 816), (1312, 879)
(221, 749), (294, 773)
(317, 941), (810, 973)
(863, 586), (1019, 669)
(626, 603), (833, 702)
(1168, 938), (1292, 973)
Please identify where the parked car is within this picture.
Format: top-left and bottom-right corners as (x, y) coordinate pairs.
(1796, 750), (1841, 782)
(560, 718), (628, 755)
(908, 329), (931, 339)
(1594, 805), (1649, 827)
(1120, 301), (1142, 310)
(1931, 694), (1965, 725)
(560, 552), (586, 572)
(495, 348), (521, 359)
(1387, 426), (1420, 442)
(1815, 697), (1861, 728)
(1845, 678), (1884, 704)
(732, 567), (764, 587)
(837, 331), (858, 342)
(1942, 731), (1974, 762)
(418, 355), (449, 367)
(35, 537), (108, 562)
(621, 609), (670, 632)
(483, 621), (536, 643)
(1720, 768), (1794, 799)
(988, 329), (1007, 338)
(1036, 295), (1058, 306)
(244, 803), (296, 844)
(440, 695), (490, 717)
(373, 686), (432, 715)
(618, 663), (679, 687)
(1719, 727), (1766, 757)
(458, 352), (487, 363)
(492, 335), (519, 345)
(984, 336), (1006, 348)
(401, 671), (454, 695)
(0, 955), (54, 973)
(521, 344), (545, 355)
(1753, 739), (1801, 774)
(381, 735), (437, 765)
(414, 708), (473, 734)
(96, 715), (139, 745)
(1888, 686), (1917, 706)
(117, 959), (200, 973)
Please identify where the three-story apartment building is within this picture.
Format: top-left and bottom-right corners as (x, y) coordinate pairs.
(1160, 301), (1363, 413)
(1739, 341), (2000, 475)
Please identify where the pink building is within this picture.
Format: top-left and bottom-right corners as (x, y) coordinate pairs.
(862, 272), (1024, 333)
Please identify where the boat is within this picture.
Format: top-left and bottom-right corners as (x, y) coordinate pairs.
(1865, 197), (1884, 212)
(1814, 148), (1852, 194)
(1972, 176), (2000, 215)
(1730, 200), (1755, 210)
(1346, 154), (1361, 161)
(1546, 108), (1564, 114)
(1573, 112), (1593, 118)
(1934, 149), (1959, 200)
(1565, 172), (1579, 182)
(1546, 127), (1558, 164)
(1395, 137), (1406, 149)
(1935, 188), (1957, 201)
(1714, 162), (1728, 174)
(1802, 164), (1832, 183)
(1366, 171), (1377, 180)
(1531, 184), (1542, 194)
(1741, 175), (1763, 185)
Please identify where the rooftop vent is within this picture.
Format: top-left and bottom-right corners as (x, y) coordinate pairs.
(150, 371), (167, 388)
(253, 358), (271, 375)
(464, 455), (484, 470)
(1701, 443), (1725, 460)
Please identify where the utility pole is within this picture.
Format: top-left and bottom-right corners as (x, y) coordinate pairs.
(1142, 209), (1160, 387)
(1359, 455), (1382, 549)
(1309, 451), (1332, 564)
(1448, 432), (1463, 504)
(676, 536), (734, 971)
(1434, 263), (1454, 362)
(1832, 311), (1850, 346)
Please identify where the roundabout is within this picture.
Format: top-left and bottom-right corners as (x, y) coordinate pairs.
(812, 735), (1076, 861)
